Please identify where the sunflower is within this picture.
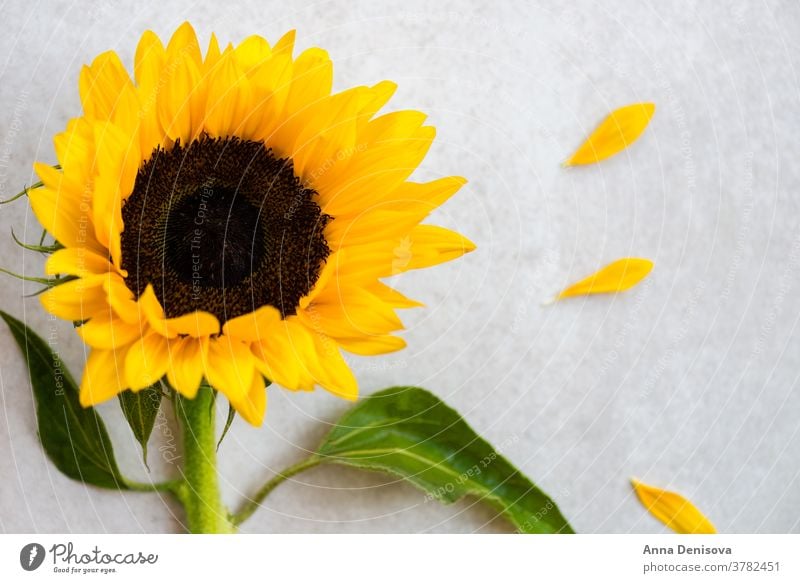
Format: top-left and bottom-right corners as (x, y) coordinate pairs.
(30, 22), (474, 426)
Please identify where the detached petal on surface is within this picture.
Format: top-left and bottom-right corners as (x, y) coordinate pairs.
(556, 258), (653, 299)
(632, 478), (716, 534)
(565, 103), (655, 165)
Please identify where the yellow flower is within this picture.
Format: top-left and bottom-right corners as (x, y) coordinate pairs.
(31, 23), (474, 426)
(632, 478), (716, 534)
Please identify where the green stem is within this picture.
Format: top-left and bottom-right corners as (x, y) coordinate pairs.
(175, 386), (234, 533)
(231, 455), (323, 526)
(125, 478), (184, 494)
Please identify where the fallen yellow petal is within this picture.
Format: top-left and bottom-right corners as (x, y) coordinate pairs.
(632, 478), (716, 534)
(565, 103), (655, 165)
(557, 258), (653, 299)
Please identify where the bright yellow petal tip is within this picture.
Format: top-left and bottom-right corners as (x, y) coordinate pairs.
(556, 257), (653, 300)
(631, 478), (716, 534)
(565, 103), (655, 166)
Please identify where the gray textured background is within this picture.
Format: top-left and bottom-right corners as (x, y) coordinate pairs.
(1, 0), (799, 533)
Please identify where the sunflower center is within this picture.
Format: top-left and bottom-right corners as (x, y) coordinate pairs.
(121, 136), (331, 325)
(164, 184), (265, 288)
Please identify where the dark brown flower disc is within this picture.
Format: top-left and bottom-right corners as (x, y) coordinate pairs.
(120, 136), (331, 325)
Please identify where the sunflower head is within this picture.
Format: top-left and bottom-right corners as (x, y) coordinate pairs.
(31, 22), (474, 425)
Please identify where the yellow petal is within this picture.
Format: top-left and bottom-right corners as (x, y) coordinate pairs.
(203, 32), (223, 73)
(557, 258), (653, 299)
(39, 275), (109, 321)
(565, 103), (655, 166)
(78, 50), (140, 133)
(134, 30), (165, 94)
(27, 182), (102, 254)
(134, 30), (167, 153)
(79, 347), (129, 407)
(138, 285), (220, 338)
(91, 121), (140, 266)
(317, 122), (435, 214)
(331, 227), (473, 282)
(166, 22), (203, 69)
(283, 47), (333, 116)
(232, 373), (267, 427)
(44, 248), (114, 277)
(369, 282), (424, 309)
(234, 34), (272, 73)
(222, 304), (282, 342)
(336, 333), (406, 356)
(251, 333), (301, 391)
(358, 80), (398, 123)
(205, 337), (256, 398)
(305, 330), (358, 401)
(158, 23), (204, 144)
(631, 479), (716, 534)
(203, 49), (253, 138)
(240, 52), (293, 141)
(393, 225), (476, 274)
(266, 47), (333, 155)
(161, 310), (220, 338)
(297, 289), (404, 338)
(269, 316), (356, 399)
(125, 332), (170, 390)
(166, 337), (207, 399)
(52, 118), (95, 187)
(290, 86), (365, 178)
(324, 177), (467, 250)
(76, 312), (142, 349)
(271, 30), (296, 58)
(250, 317), (320, 392)
(33, 162), (87, 205)
(104, 274), (140, 325)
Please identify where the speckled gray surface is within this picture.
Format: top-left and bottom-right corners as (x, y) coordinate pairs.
(1, 0), (799, 534)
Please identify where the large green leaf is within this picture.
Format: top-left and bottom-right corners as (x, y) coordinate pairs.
(118, 385), (162, 467)
(1, 311), (129, 489)
(316, 386), (574, 533)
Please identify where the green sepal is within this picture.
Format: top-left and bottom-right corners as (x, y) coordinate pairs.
(118, 384), (163, 468)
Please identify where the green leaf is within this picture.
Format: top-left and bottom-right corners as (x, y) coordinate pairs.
(1, 310), (129, 489)
(316, 386), (574, 533)
(118, 385), (162, 467)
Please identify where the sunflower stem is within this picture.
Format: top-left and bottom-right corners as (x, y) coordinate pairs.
(230, 455), (323, 526)
(175, 386), (235, 533)
(124, 478), (185, 495)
